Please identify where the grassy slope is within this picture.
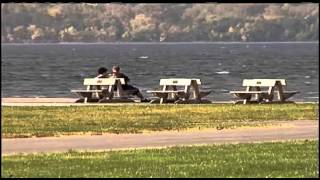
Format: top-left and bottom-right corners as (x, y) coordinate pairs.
(1, 140), (318, 178)
(2, 104), (318, 137)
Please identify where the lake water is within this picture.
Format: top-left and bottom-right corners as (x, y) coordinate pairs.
(1, 42), (319, 102)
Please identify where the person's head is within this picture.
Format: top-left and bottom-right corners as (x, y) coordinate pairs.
(98, 67), (108, 75)
(112, 65), (120, 74)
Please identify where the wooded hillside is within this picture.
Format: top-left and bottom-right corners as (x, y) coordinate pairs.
(1, 3), (318, 43)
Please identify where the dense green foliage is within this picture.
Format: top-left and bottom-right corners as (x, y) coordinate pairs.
(2, 104), (318, 137)
(2, 140), (318, 178)
(1, 3), (318, 43)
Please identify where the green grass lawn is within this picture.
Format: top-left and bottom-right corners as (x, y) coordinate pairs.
(2, 104), (318, 138)
(1, 140), (318, 178)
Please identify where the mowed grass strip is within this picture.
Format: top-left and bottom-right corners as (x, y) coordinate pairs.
(2, 140), (318, 178)
(2, 104), (318, 138)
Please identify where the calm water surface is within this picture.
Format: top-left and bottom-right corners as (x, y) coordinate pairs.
(1, 42), (319, 101)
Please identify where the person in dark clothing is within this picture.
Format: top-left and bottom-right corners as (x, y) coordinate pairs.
(95, 67), (110, 98)
(111, 65), (149, 102)
(96, 67), (110, 78)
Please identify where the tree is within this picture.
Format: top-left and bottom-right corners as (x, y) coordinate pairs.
(129, 14), (158, 41)
(1, 3), (319, 42)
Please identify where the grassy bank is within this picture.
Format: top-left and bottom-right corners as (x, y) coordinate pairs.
(2, 104), (318, 138)
(1, 140), (318, 178)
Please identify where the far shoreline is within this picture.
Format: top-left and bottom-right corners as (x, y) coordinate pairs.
(1, 41), (319, 45)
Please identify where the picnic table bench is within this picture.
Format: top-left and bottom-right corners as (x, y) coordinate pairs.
(229, 79), (299, 104)
(147, 78), (212, 104)
(71, 78), (134, 103)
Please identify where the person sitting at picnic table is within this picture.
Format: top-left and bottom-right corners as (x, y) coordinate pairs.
(94, 67), (111, 98)
(111, 65), (150, 102)
(95, 67), (110, 78)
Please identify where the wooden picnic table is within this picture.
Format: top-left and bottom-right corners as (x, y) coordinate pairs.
(147, 78), (211, 104)
(71, 78), (134, 103)
(229, 79), (299, 104)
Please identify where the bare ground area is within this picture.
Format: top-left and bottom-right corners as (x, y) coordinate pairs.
(2, 120), (318, 155)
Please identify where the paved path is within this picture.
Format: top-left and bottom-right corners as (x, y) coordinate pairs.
(2, 120), (318, 155)
(2, 98), (316, 106)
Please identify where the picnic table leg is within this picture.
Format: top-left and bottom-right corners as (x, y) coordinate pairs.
(159, 85), (168, 104)
(172, 85), (179, 100)
(108, 85), (113, 99)
(95, 90), (99, 99)
(116, 80), (122, 98)
(243, 96), (252, 104)
(184, 85), (190, 100)
(266, 86), (275, 102)
(160, 94), (168, 104)
(276, 82), (285, 102)
(243, 86), (252, 104)
(255, 86), (263, 102)
(191, 80), (201, 101)
(84, 85), (91, 103)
